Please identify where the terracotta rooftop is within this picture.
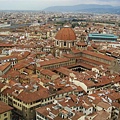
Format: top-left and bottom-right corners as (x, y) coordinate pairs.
(82, 50), (115, 61)
(107, 92), (120, 101)
(0, 101), (13, 114)
(80, 57), (109, 67)
(76, 42), (87, 46)
(0, 43), (14, 47)
(97, 101), (111, 110)
(55, 27), (76, 41)
(0, 83), (4, 89)
(40, 69), (58, 77)
(16, 87), (49, 103)
(39, 58), (69, 67)
(55, 67), (73, 76)
(79, 62), (94, 70)
(0, 62), (11, 72)
(93, 110), (109, 120)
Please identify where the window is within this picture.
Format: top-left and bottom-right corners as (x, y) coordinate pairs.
(4, 113), (7, 117)
(72, 42), (74, 46)
(64, 42), (66, 46)
(56, 41), (58, 45)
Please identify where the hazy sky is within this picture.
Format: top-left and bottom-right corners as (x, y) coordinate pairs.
(0, 0), (119, 10)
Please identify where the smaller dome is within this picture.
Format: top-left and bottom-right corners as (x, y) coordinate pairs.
(55, 27), (76, 41)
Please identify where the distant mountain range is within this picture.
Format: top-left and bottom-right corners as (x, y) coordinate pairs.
(44, 4), (120, 14)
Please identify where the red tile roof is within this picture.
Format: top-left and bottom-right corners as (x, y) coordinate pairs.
(0, 62), (11, 72)
(97, 101), (111, 109)
(39, 58), (69, 66)
(80, 57), (109, 67)
(0, 43), (14, 47)
(82, 50), (115, 61)
(17, 87), (49, 103)
(55, 27), (76, 41)
(0, 101), (13, 114)
(40, 69), (58, 77)
(76, 42), (87, 46)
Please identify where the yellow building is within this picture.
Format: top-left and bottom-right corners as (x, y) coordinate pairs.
(0, 101), (13, 120)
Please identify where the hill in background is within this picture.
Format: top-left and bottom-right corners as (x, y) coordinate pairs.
(44, 4), (120, 14)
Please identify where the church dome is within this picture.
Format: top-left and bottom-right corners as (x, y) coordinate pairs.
(55, 26), (76, 41)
